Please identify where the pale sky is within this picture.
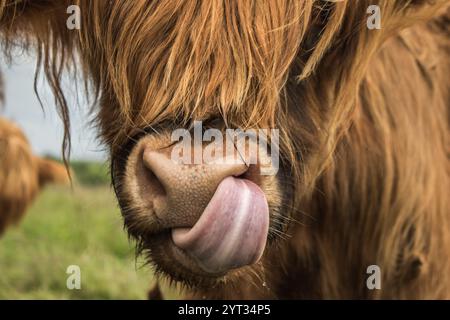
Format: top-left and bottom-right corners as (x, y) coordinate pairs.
(1, 52), (106, 161)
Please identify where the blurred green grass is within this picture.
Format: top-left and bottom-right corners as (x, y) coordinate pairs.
(70, 161), (111, 186)
(0, 161), (179, 299)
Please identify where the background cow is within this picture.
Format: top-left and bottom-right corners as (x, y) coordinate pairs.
(0, 117), (70, 236)
(0, 0), (449, 299)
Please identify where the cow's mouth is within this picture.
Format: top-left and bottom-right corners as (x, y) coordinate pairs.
(170, 176), (269, 274)
(137, 176), (270, 283)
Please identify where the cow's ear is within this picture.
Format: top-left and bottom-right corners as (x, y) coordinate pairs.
(36, 157), (71, 187)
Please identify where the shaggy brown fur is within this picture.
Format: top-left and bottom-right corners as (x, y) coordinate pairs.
(0, 117), (70, 236)
(0, 0), (449, 298)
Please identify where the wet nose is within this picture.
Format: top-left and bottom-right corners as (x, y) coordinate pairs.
(141, 145), (248, 227)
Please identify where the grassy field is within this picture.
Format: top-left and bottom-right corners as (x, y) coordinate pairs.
(0, 162), (178, 299)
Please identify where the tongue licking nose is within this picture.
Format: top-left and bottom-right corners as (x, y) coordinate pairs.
(172, 177), (269, 274)
(141, 148), (270, 274)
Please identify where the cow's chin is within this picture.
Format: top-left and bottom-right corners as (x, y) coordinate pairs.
(136, 223), (276, 288)
(143, 232), (241, 287)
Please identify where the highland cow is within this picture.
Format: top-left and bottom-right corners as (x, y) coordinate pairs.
(0, 117), (70, 236)
(0, 0), (449, 299)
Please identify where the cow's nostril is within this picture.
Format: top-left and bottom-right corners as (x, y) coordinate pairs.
(142, 150), (180, 195)
(140, 150), (172, 219)
(142, 163), (166, 205)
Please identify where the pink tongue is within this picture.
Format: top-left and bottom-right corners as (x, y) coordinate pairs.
(172, 177), (269, 274)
